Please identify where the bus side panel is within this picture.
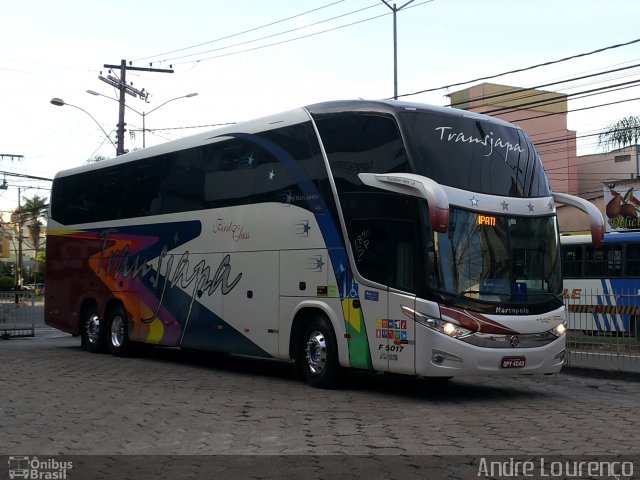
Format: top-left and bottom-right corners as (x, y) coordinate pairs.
(279, 249), (329, 298)
(45, 229), (112, 335)
(169, 250), (272, 358)
(220, 251), (280, 357)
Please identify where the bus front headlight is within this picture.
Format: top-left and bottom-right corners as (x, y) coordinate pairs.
(402, 306), (473, 339)
(440, 321), (473, 338)
(551, 322), (567, 337)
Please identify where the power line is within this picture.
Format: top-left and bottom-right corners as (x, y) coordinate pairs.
(162, 2), (382, 64)
(395, 37), (640, 99)
(165, 1), (432, 66)
(479, 79), (640, 117)
(0, 171), (52, 182)
(447, 63), (640, 110)
(135, 1), (348, 63)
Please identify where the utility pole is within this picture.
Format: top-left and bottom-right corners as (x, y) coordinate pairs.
(101, 60), (174, 155)
(17, 187), (22, 287)
(381, 0), (415, 100)
(0, 154), (24, 161)
(0, 155), (23, 189)
(0, 156), (24, 284)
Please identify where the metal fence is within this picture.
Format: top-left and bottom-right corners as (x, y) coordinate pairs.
(564, 288), (640, 373)
(0, 291), (35, 339)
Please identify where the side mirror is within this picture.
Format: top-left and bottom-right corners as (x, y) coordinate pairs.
(552, 192), (605, 247)
(358, 173), (449, 233)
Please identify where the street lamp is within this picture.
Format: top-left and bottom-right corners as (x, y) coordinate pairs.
(381, 0), (415, 100)
(50, 98), (117, 152)
(141, 93), (198, 148)
(86, 90), (198, 148)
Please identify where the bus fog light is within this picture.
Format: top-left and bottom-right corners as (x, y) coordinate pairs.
(431, 349), (463, 364)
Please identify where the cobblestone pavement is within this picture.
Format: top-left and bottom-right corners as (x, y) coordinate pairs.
(1, 328), (639, 461)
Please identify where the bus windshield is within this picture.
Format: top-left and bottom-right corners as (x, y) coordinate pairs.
(400, 110), (551, 198)
(431, 208), (562, 305)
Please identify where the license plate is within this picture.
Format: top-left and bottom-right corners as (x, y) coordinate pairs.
(501, 356), (526, 368)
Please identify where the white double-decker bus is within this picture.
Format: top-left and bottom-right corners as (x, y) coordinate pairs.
(45, 100), (603, 387)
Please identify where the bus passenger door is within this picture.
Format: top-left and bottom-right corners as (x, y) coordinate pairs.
(386, 291), (416, 375)
(345, 194), (422, 375)
(358, 288), (415, 374)
(351, 285), (387, 372)
(348, 218), (417, 374)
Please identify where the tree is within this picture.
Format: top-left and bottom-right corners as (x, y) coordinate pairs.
(598, 116), (640, 150)
(17, 195), (48, 260)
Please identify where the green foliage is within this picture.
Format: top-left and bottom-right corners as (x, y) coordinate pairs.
(598, 116), (640, 150)
(14, 194), (48, 259)
(0, 276), (15, 290)
(0, 262), (13, 277)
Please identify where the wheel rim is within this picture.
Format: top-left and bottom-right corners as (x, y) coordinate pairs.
(110, 314), (125, 348)
(305, 330), (327, 375)
(85, 314), (101, 345)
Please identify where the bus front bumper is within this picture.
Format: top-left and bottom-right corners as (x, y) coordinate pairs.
(414, 326), (566, 377)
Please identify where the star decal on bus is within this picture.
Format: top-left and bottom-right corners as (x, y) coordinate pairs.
(308, 255), (325, 272)
(283, 191), (294, 204)
(501, 201), (509, 211)
(267, 170), (275, 181)
(296, 220), (311, 236)
(470, 196), (479, 206)
(528, 203), (535, 212)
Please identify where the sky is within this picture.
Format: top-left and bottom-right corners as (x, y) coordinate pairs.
(3, 0), (640, 213)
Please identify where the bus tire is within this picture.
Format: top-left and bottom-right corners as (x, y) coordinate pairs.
(82, 306), (105, 353)
(300, 316), (341, 389)
(107, 305), (133, 357)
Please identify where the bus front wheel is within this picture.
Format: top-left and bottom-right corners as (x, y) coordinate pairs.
(107, 305), (133, 357)
(300, 316), (340, 389)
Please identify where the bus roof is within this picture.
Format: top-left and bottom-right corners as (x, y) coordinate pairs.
(53, 99), (521, 180)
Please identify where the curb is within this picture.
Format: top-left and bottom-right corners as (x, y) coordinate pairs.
(561, 365), (640, 382)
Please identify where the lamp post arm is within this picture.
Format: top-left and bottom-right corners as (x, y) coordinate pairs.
(54, 101), (117, 151)
(146, 96), (182, 116)
(69, 104), (117, 150)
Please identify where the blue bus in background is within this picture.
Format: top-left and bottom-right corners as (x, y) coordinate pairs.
(561, 232), (640, 337)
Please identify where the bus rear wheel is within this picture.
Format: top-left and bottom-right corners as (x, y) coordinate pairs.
(82, 307), (105, 353)
(107, 305), (133, 357)
(301, 316), (340, 389)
